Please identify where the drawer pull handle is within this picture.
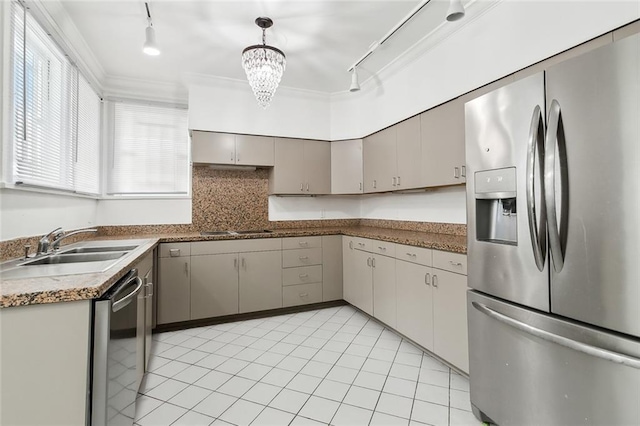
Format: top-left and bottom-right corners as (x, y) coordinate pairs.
(449, 261), (463, 267)
(378, 246), (386, 251)
(425, 273), (431, 286)
(299, 256), (309, 260)
(299, 293), (309, 298)
(432, 275), (438, 288)
(299, 274), (309, 278)
(358, 243), (365, 247)
(169, 248), (180, 257)
(406, 252), (417, 257)
(299, 241), (308, 246)
(349, 241), (353, 249)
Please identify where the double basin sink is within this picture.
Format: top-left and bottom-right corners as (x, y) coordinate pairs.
(1, 242), (142, 280)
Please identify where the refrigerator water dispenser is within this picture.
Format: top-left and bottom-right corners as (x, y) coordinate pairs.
(475, 167), (517, 245)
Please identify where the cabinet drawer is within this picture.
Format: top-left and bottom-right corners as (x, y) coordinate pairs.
(282, 236), (322, 250)
(282, 248), (322, 268)
(191, 238), (282, 256)
(283, 265), (323, 286)
(283, 283), (323, 307)
(159, 242), (191, 258)
(433, 250), (467, 275)
(371, 241), (396, 257)
(396, 245), (432, 267)
(351, 237), (373, 252)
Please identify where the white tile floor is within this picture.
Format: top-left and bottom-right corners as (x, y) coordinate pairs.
(135, 305), (483, 426)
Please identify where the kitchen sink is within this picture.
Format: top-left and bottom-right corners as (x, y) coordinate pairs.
(23, 252), (127, 266)
(59, 245), (137, 254)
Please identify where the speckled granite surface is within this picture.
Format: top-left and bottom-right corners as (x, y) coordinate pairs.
(1, 239), (157, 308)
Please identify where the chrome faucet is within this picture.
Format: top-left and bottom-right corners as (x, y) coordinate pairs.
(37, 227), (98, 255)
(37, 228), (64, 255)
(51, 228), (98, 251)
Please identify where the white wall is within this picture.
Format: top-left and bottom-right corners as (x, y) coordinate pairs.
(0, 189), (98, 240)
(96, 198), (192, 226)
(330, 1), (639, 140)
(268, 186), (466, 224)
(187, 75), (331, 141)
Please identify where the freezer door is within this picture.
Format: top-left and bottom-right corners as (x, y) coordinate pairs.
(545, 33), (640, 337)
(465, 73), (549, 312)
(468, 290), (640, 426)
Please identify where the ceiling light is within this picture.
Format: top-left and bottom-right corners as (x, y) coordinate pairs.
(143, 3), (160, 56)
(242, 17), (286, 109)
(349, 68), (361, 92)
(446, 0), (465, 22)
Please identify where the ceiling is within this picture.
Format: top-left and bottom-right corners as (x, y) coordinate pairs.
(59, 0), (453, 93)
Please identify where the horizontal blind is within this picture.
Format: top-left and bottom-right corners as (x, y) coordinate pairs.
(9, 1), (101, 195)
(74, 74), (101, 194)
(108, 102), (189, 195)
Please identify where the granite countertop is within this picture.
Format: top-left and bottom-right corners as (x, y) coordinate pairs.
(1, 227), (466, 309)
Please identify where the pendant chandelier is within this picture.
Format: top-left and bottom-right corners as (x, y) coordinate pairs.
(241, 17), (286, 108)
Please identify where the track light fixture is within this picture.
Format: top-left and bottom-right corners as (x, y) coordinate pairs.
(143, 2), (160, 56)
(446, 0), (465, 22)
(349, 67), (361, 92)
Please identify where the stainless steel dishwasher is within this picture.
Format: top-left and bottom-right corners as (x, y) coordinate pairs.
(92, 269), (143, 426)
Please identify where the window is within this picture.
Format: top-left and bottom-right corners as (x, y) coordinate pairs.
(107, 101), (189, 196)
(9, 1), (101, 195)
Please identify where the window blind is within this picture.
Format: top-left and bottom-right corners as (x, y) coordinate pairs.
(9, 1), (100, 195)
(108, 102), (189, 195)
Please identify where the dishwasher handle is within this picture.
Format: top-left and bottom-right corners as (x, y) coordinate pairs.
(112, 274), (143, 313)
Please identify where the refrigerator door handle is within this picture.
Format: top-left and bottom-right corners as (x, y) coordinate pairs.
(544, 99), (568, 272)
(526, 105), (547, 272)
(472, 301), (640, 369)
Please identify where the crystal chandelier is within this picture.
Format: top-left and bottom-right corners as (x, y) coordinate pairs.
(241, 17), (286, 108)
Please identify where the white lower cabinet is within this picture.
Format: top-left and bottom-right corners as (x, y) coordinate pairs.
(432, 269), (469, 372)
(396, 260), (434, 351)
(372, 254), (397, 329)
(191, 253), (239, 319)
(342, 236), (469, 373)
(239, 250), (283, 313)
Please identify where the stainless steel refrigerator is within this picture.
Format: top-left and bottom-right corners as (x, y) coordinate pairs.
(464, 33), (640, 425)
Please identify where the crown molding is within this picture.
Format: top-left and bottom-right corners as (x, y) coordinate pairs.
(103, 75), (188, 104)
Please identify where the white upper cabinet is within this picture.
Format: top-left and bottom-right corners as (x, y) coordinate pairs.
(191, 131), (274, 166)
(420, 98), (466, 186)
(331, 139), (363, 194)
(363, 126), (397, 193)
(270, 138), (331, 195)
(395, 115), (422, 190)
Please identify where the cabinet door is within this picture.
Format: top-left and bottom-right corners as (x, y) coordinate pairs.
(396, 261), (434, 351)
(432, 270), (469, 373)
(342, 238), (357, 306)
(331, 139), (363, 194)
(144, 268), (153, 370)
(235, 135), (274, 166)
(191, 131), (235, 165)
(395, 116), (422, 190)
(372, 255), (397, 328)
(322, 235), (343, 301)
(239, 251), (283, 313)
(191, 253), (239, 320)
(363, 126), (397, 193)
(420, 98), (466, 186)
(352, 249), (374, 315)
(157, 256), (190, 324)
(304, 140), (331, 194)
(270, 138), (305, 194)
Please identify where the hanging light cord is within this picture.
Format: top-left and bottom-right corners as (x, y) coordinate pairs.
(145, 2), (153, 26)
(262, 28), (266, 46)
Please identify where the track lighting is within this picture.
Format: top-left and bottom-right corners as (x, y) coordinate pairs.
(349, 67), (361, 92)
(446, 0), (465, 22)
(143, 3), (160, 56)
